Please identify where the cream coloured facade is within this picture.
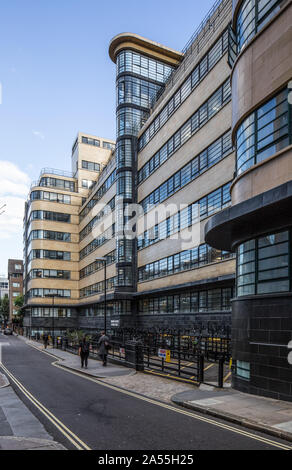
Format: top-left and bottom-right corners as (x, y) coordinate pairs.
(24, 0), (239, 335)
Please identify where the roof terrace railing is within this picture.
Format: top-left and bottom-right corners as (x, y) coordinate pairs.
(40, 168), (74, 178)
(87, 152), (116, 197)
(150, 0), (231, 111)
(181, 0), (224, 55)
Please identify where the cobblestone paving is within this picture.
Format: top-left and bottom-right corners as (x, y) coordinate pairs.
(102, 372), (195, 403)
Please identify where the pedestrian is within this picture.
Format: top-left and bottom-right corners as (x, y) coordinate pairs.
(43, 333), (49, 349)
(98, 331), (111, 367)
(79, 336), (90, 369)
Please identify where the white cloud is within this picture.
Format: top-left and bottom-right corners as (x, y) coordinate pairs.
(0, 161), (30, 196)
(33, 130), (45, 140)
(0, 161), (30, 273)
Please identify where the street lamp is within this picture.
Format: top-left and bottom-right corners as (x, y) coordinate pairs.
(96, 257), (107, 334)
(49, 295), (56, 346)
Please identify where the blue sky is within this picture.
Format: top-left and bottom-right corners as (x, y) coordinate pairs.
(0, 0), (216, 274)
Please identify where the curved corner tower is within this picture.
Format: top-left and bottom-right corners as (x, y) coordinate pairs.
(109, 33), (183, 293)
(206, 0), (292, 401)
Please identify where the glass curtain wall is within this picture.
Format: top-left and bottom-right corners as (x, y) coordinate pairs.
(115, 49), (174, 289)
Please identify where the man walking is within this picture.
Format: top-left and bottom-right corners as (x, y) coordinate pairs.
(98, 331), (110, 367)
(79, 336), (90, 369)
(43, 333), (49, 349)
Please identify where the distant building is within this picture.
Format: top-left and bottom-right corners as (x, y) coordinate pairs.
(8, 260), (24, 320)
(0, 276), (9, 300)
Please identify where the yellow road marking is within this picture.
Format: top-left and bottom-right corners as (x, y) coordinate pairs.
(0, 362), (91, 451)
(52, 363), (292, 451)
(224, 372), (232, 383)
(144, 369), (199, 384)
(18, 339), (292, 451)
(204, 363), (215, 372)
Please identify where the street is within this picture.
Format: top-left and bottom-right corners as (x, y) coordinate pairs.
(0, 335), (291, 451)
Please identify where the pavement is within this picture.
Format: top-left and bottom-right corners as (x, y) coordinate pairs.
(172, 384), (292, 443)
(2, 334), (292, 449)
(0, 372), (65, 450)
(2, 335), (291, 450)
(18, 336), (135, 378)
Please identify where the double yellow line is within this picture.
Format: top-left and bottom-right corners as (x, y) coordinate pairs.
(3, 341), (292, 451)
(51, 363), (292, 451)
(0, 362), (91, 451)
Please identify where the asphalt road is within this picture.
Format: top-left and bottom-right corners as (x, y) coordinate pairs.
(0, 334), (291, 451)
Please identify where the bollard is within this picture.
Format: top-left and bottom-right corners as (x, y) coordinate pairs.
(199, 354), (204, 384)
(218, 356), (224, 388)
(125, 341), (144, 371)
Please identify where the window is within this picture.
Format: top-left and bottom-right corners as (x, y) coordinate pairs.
(237, 230), (291, 296)
(79, 170), (116, 222)
(138, 288), (233, 315)
(30, 211), (71, 224)
(40, 177), (75, 192)
(236, 88), (290, 175)
(79, 197), (115, 241)
(82, 137), (100, 147)
(117, 50), (173, 83)
(236, 0), (283, 54)
(79, 225), (115, 260)
(117, 140), (132, 169)
(28, 230), (71, 243)
(80, 277), (117, 298)
(138, 79), (231, 184)
(117, 172), (132, 199)
(139, 183), (231, 250)
(236, 361), (250, 380)
(82, 161), (100, 172)
(141, 131), (233, 211)
(103, 142), (115, 150)
(31, 191), (71, 204)
(28, 250), (71, 262)
(138, 243), (234, 281)
(29, 290), (71, 299)
(30, 269), (70, 280)
(117, 76), (161, 109)
(117, 107), (147, 138)
(82, 180), (94, 189)
(138, 29), (229, 151)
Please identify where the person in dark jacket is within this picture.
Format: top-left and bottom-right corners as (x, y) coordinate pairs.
(79, 336), (90, 369)
(43, 333), (49, 349)
(98, 331), (110, 367)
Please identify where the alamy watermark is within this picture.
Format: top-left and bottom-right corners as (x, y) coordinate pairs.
(90, 197), (203, 251)
(288, 341), (292, 365)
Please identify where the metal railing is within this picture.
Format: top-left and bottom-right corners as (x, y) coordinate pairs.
(29, 168), (75, 192)
(148, 0), (232, 114)
(40, 168), (74, 178)
(27, 327), (231, 387)
(181, 0), (225, 55)
(86, 153), (116, 199)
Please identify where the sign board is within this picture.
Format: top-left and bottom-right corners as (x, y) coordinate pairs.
(120, 348), (125, 355)
(158, 349), (171, 362)
(111, 320), (120, 327)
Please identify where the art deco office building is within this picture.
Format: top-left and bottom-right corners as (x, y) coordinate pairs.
(205, 0), (292, 400)
(24, 0), (238, 335)
(23, 134), (116, 335)
(8, 259), (24, 321)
